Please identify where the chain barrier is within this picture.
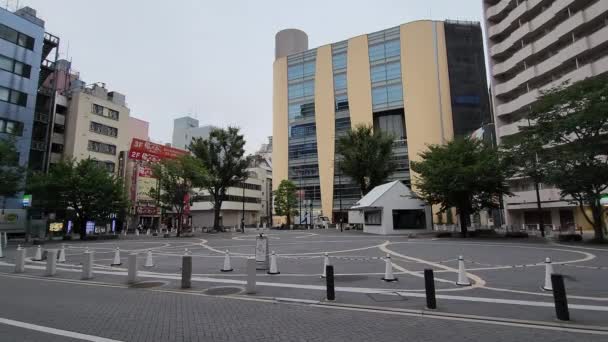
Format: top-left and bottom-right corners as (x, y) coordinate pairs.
(560, 263), (608, 270)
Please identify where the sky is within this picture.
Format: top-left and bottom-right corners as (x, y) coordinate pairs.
(15, 0), (484, 153)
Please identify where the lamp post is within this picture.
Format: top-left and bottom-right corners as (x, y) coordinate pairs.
(241, 182), (245, 233)
(338, 159), (343, 232)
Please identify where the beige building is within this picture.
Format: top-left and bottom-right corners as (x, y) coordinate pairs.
(273, 21), (492, 224)
(482, 0), (608, 230)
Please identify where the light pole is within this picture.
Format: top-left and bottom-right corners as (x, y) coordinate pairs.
(338, 159), (343, 232)
(241, 182), (245, 233)
(299, 169), (303, 226)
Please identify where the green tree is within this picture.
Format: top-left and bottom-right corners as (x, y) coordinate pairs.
(336, 125), (396, 195)
(411, 138), (511, 237)
(0, 138), (24, 213)
(513, 76), (608, 242)
(273, 180), (298, 227)
(189, 127), (251, 230)
(149, 155), (207, 236)
(27, 158), (129, 239)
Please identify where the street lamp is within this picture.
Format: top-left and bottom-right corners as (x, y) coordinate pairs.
(241, 182), (245, 233)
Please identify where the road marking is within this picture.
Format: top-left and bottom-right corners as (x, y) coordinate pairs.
(0, 317), (123, 342)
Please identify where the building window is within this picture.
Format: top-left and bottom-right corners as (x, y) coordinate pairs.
(392, 210), (426, 229)
(288, 61), (315, 80)
(288, 80), (314, 99)
(0, 24), (35, 50)
(332, 53), (347, 70)
(333, 73), (347, 91)
(0, 118), (23, 136)
(87, 140), (117, 155)
(290, 123), (316, 138)
(50, 143), (63, 153)
(90, 121), (118, 137)
(372, 84), (403, 110)
(369, 40), (401, 62)
(335, 94), (349, 111)
(91, 104), (119, 121)
(92, 160), (115, 172)
(92, 104), (104, 115)
(364, 210), (382, 225)
(0, 86), (27, 107)
(371, 62), (401, 83)
(108, 109), (119, 120)
(0, 55), (31, 78)
(289, 102), (315, 121)
(288, 142), (318, 159)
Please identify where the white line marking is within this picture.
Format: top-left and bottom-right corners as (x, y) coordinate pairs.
(0, 317), (123, 342)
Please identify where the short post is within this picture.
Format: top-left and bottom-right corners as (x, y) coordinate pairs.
(15, 247), (25, 273)
(246, 257), (256, 294)
(551, 274), (570, 321)
(181, 255), (192, 289)
(424, 269), (436, 309)
(45, 250), (57, 276)
(82, 251), (94, 280)
(127, 253), (138, 284)
(326, 265), (335, 301)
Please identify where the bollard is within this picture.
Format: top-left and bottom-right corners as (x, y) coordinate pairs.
(127, 253), (138, 284)
(45, 250), (57, 276)
(424, 269), (437, 309)
(15, 246), (25, 273)
(326, 265), (335, 301)
(551, 274), (570, 321)
(57, 244), (66, 263)
(144, 250), (154, 267)
(456, 255), (471, 286)
(382, 254), (398, 282)
(82, 251), (94, 280)
(246, 257), (256, 294)
(321, 252), (330, 278)
(111, 247), (122, 266)
(221, 250), (233, 272)
(0, 235), (3, 258)
(542, 257), (553, 291)
(181, 255), (192, 289)
(267, 251), (280, 275)
(33, 245), (42, 261)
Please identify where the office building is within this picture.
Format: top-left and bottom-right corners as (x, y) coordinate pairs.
(172, 116), (216, 150)
(273, 20), (492, 222)
(482, 0), (608, 229)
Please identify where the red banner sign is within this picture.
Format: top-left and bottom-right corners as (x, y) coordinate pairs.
(137, 166), (154, 178)
(136, 206), (160, 215)
(128, 138), (187, 161)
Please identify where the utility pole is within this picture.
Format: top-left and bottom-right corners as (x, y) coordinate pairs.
(338, 160), (343, 232)
(241, 182), (245, 233)
(299, 170), (303, 226)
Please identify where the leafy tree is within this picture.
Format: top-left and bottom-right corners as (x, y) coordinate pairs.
(513, 76), (608, 242)
(189, 127), (251, 230)
(273, 180), (298, 227)
(27, 158), (129, 239)
(336, 125), (395, 195)
(0, 138), (24, 213)
(411, 138), (511, 237)
(149, 155), (207, 236)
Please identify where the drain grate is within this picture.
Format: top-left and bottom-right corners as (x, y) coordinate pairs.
(130, 281), (167, 289)
(203, 287), (243, 296)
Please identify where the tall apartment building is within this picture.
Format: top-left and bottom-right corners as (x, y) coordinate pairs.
(171, 116), (217, 150)
(273, 21), (492, 222)
(482, 0), (608, 229)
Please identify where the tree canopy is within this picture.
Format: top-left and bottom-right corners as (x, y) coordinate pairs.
(410, 138), (511, 237)
(273, 179), (298, 227)
(0, 138), (23, 211)
(336, 125), (396, 196)
(189, 127), (251, 229)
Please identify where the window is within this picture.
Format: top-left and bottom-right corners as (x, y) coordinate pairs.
(385, 62), (401, 80)
(392, 210), (426, 229)
(288, 61), (315, 80)
(289, 102), (315, 121)
(369, 44), (385, 61)
(90, 121), (118, 137)
(290, 123), (316, 138)
(289, 80), (314, 99)
(92, 160), (115, 173)
(50, 143), (64, 153)
(92, 104), (119, 121)
(335, 94), (349, 111)
(333, 73), (347, 91)
(0, 86), (27, 107)
(385, 40), (400, 58)
(369, 40), (400, 61)
(387, 84), (403, 103)
(0, 55), (29, 78)
(288, 142), (317, 159)
(108, 109), (119, 120)
(364, 210), (382, 225)
(0, 118), (23, 136)
(92, 104), (104, 115)
(0, 24), (34, 50)
(372, 84), (403, 110)
(335, 117), (351, 132)
(372, 87), (388, 106)
(371, 62), (401, 83)
(332, 53), (346, 70)
(370, 65), (386, 83)
(374, 109), (405, 139)
(88, 140), (117, 155)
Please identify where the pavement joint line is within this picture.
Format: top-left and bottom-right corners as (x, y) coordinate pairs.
(0, 317), (124, 342)
(3, 271), (607, 336)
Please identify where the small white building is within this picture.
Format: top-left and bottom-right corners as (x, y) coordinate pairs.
(349, 181), (432, 235)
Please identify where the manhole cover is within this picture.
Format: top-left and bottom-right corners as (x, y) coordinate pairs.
(130, 281), (166, 289)
(203, 287), (243, 296)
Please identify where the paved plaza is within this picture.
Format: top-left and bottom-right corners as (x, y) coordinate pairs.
(1, 229), (607, 341)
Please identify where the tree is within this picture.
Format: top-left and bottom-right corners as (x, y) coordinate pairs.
(27, 158), (129, 239)
(149, 155), (207, 236)
(273, 180), (298, 227)
(411, 138), (511, 237)
(513, 76), (608, 242)
(336, 125), (395, 195)
(189, 127), (251, 230)
(0, 138), (24, 213)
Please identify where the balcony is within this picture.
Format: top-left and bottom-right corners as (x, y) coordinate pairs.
(34, 112), (49, 123)
(486, 0), (514, 22)
(51, 133), (64, 145)
(54, 113), (65, 126)
(497, 119), (528, 137)
(30, 140), (46, 151)
(536, 37), (589, 76)
(488, 0), (536, 39)
(505, 188), (564, 205)
(495, 65), (536, 96)
(493, 44), (533, 76)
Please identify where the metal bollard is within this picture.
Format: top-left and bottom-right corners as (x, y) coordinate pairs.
(127, 253), (138, 284)
(181, 255), (192, 289)
(551, 274), (570, 321)
(15, 247), (25, 273)
(424, 269), (437, 309)
(246, 257), (256, 294)
(82, 251), (94, 280)
(45, 250), (57, 276)
(326, 265), (335, 301)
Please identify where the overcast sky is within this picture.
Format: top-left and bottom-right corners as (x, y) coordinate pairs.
(17, 0), (484, 153)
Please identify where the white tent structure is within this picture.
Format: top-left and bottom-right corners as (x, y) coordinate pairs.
(349, 181), (432, 235)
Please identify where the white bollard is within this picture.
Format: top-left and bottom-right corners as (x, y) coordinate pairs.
(111, 247), (122, 266)
(221, 250), (233, 272)
(33, 245), (42, 261)
(267, 251), (280, 275)
(382, 254), (398, 282)
(57, 244), (66, 263)
(542, 257), (553, 291)
(127, 253), (138, 284)
(45, 250), (57, 276)
(184, 248), (190, 256)
(15, 246), (25, 273)
(144, 250), (154, 267)
(456, 255), (471, 286)
(135, 229), (140, 236)
(82, 251), (94, 280)
(246, 257), (256, 294)
(123, 229), (127, 236)
(321, 252), (330, 278)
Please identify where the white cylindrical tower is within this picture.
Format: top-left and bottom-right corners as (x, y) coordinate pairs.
(275, 29), (308, 59)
